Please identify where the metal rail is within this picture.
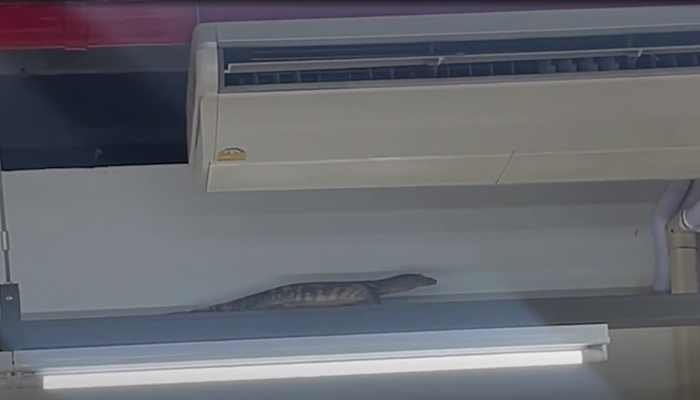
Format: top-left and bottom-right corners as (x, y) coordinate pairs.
(2, 293), (700, 351)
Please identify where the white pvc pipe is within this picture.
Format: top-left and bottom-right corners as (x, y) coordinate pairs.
(652, 180), (692, 293)
(681, 182), (700, 211)
(681, 196), (700, 233)
(678, 181), (700, 292)
(697, 234), (700, 290)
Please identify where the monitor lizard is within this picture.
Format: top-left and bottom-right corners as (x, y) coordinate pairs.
(180, 273), (437, 313)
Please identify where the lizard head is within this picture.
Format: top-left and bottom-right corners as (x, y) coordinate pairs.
(376, 273), (437, 295)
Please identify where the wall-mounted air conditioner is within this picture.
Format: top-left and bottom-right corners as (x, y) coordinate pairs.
(187, 7), (700, 193)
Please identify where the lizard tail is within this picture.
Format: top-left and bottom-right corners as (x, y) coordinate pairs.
(167, 308), (214, 315)
(169, 301), (244, 315)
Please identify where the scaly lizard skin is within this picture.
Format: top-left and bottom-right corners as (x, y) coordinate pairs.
(183, 273), (437, 313)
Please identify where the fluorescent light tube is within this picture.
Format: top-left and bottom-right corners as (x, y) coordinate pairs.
(43, 350), (585, 389)
(17, 324), (608, 390)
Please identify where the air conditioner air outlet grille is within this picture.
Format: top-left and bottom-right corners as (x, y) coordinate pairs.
(223, 50), (700, 89)
(222, 30), (700, 64)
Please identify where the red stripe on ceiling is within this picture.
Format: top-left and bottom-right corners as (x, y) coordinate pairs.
(64, 2), (88, 50)
(0, 4), (67, 49)
(195, 3), (646, 23)
(82, 3), (197, 47)
(0, 2), (197, 49)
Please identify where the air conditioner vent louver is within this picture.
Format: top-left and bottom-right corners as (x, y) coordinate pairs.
(223, 30), (700, 90)
(224, 30), (700, 63)
(225, 50), (700, 89)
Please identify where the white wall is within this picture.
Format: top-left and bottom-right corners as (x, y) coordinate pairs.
(0, 165), (683, 398)
(2, 165), (663, 316)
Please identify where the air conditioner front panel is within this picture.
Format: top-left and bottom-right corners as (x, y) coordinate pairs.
(207, 155), (512, 192)
(501, 147), (700, 184)
(204, 73), (700, 192)
(215, 74), (700, 163)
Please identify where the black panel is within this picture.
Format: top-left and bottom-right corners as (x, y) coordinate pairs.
(0, 73), (189, 171)
(0, 45), (190, 76)
(0, 145), (186, 171)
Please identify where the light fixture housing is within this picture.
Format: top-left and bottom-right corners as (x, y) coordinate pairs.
(9, 324), (609, 390)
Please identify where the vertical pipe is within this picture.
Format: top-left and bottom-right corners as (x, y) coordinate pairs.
(0, 142), (11, 283)
(681, 200), (700, 232)
(679, 181), (700, 290)
(668, 212), (700, 400)
(652, 181), (692, 293)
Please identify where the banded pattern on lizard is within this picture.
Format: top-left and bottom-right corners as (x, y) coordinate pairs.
(183, 273), (437, 313)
